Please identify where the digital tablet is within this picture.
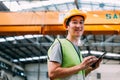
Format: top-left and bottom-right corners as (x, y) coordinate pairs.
(91, 52), (107, 68)
(98, 52), (106, 60)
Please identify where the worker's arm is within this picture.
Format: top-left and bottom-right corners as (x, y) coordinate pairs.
(48, 56), (98, 79)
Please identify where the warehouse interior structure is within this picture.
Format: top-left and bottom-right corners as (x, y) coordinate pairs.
(0, 0), (120, 80)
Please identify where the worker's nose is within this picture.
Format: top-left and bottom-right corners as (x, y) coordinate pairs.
(76, 23), (82, 28)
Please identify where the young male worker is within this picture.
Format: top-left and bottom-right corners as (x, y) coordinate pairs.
(48, 9), (101, 80)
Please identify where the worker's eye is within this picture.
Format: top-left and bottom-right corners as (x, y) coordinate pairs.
(72, 21), (78, 24)
(72, 21), (84, 24)
(80, 21), (84, 24)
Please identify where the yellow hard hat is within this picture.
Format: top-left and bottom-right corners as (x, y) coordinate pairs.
(63, 9), (87, 28)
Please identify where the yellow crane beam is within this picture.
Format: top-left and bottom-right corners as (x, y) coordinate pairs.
(0, 10), (120, 35)
(0, 26), (42, 35)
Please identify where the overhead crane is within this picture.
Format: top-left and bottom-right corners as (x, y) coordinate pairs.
(0, 10), (120, 35)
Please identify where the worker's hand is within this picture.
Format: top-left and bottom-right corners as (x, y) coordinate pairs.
(90, 58), (102, 70)
(80, 56), (98, 70)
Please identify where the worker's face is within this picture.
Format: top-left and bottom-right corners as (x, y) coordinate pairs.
(67, 16), (84, 37)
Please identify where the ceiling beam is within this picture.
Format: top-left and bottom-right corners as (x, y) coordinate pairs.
(2, 42), (120, 47)
(74, 0), (79, 9)
(85, 42), (120, 46)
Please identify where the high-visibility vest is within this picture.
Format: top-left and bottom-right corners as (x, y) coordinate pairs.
(48, 39), (85, 80)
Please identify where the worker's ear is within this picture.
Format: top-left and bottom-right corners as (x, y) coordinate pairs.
(66, 26), (69, 30)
